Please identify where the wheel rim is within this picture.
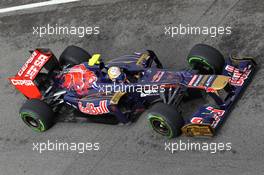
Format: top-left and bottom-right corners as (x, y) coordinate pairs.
(148, 114), (172, 138)
(152, 120), (169, 134)
(188, 57), (214, 74)
(25, 116), (39, 127)
(20, 112), (45, 132)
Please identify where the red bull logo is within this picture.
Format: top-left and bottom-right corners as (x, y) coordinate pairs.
(78, 100), (109, 115)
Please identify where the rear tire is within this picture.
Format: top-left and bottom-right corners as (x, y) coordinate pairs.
(19, 99), (55, 132)
(59, 45), (91, 67)
(146, 103), (184, 138)
(187, 44), (225, 74)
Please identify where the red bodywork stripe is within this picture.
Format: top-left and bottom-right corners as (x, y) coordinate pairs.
(188, 75), (198, 86)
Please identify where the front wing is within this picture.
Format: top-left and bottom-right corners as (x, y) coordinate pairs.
(182, 57), (257, 137)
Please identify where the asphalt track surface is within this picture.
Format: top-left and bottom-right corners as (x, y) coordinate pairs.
(0, 0), (264, 175)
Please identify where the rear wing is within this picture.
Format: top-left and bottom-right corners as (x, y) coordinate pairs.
(8, 49), (58, 99)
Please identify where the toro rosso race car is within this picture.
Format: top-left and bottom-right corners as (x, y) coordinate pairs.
(9, 44), (256, 138)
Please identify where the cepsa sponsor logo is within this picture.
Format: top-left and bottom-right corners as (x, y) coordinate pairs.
(18, 51), (37, 76)
(11, 79), (34, 86)
(225, 65), (251, 86)
(78, 100), (109, 115)
(18, 51), (49, 80)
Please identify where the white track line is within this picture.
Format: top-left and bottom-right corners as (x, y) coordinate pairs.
(0, 0), (81, 13)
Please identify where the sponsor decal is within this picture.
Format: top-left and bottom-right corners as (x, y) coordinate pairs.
(190, 117), (203, 124)
(189, 75), (216, 89)
(188, 75), (198, 86)
(205, 75), (215, 87)
(18, 51), (49, 80)
(206, 106), (225, 128)
(24, 65), (40, 80)
(152, 71), (164, 82)
(18, 51), (37, 76)
(197, 75), (208, 86)
(11, 79), (34, 86)
(193, 75), (203, 86)
(191, 106), (225, 128)
(78, 100), (109, 115)
(25, 54), (49, 80)
(225, 65), (251, 86)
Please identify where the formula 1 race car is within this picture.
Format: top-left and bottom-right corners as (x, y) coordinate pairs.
(9, 44), (256, 138)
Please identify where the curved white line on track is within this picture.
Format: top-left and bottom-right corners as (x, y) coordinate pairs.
(0, 0), (81, 13)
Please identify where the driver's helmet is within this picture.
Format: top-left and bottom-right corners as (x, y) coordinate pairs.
(108, 66), (125, 82)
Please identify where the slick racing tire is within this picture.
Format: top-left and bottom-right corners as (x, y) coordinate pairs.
(59, 45), (91, 67)
(187, 44), (225, 74)
(146, 103), (184, 138)
(19, 99), (55, 132)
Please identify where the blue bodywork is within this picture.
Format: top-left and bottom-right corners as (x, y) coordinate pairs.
(42, 50), (256, 136)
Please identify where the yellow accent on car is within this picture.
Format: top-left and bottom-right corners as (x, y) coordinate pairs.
(136, 53), (149, 65)
(181, 123), (214, 137)
(110, 92), (126, 104)
(88, 54), (101, 66)
(211, 75), (230, 90)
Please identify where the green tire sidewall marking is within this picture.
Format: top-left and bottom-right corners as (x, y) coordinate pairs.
(20, 111), (45, 132)
(188, 57), (214, 70)
(147, 114), (173, 138)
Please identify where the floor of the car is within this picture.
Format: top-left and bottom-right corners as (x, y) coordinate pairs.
(56, 108), (120, 125)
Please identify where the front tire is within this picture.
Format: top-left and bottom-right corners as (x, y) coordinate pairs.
(19, 99), (55, 132)
(146, 103), (184, 138)
(187, 44), (225, 74)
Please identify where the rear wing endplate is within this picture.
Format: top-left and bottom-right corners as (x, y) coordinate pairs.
(8, 49), (53, 99)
